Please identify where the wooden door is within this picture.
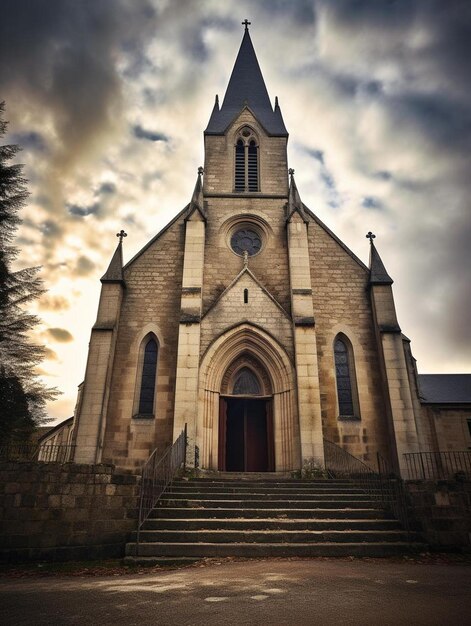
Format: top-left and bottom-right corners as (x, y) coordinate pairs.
(218, 397), (227, 471)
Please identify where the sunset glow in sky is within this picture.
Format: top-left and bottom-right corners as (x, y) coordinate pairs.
(2, 0), (470, 423)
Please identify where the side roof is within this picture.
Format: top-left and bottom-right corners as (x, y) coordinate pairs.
(418, 374), (471, 404)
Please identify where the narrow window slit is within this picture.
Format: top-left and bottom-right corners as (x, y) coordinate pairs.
(244, 288), (248, 303)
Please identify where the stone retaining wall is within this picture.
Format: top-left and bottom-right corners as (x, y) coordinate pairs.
(0, 461), (140, 562)
(406, 479), (471, 549)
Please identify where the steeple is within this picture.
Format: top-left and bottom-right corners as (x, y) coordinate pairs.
(205, 24), (288, 136)
(367, 232), (393, 285)
(101, 231), (126, 284)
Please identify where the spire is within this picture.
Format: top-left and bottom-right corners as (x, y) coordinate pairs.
(286, 169), (308, 223)
(367, 232), (393, 285)
(205, 25), (288, 136)
(101, 231), (126, 284)
(186, 167), (206, 221)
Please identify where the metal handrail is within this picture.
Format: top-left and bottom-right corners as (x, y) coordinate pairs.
(323, 438), (380, 501)
(404, 450), (471, 480)
(0, 443), (76, 463)
(323, 439), (410, 535)
(136, 425), (187, 550)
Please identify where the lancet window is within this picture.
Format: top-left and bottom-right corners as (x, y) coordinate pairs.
(334, 335), (359, 419)
(234, 127), (259, 192)
(136, 336), (158, 417)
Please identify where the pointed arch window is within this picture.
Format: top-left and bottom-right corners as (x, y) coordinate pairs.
(134, 336), (158, 417)
(334, 335), (360, 419)
(234, 128), (259, 192)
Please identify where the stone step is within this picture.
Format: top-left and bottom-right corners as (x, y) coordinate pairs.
(164, 491), (382, 501)
(173, 479), (358, 487)
(126, 541), (423, 558)
(142, 518), (402, 531)
(168, 485), (380, 495)
(157, 498), (382, 509)
(134, 529), (412, 544)
(150, 507), (390, 520)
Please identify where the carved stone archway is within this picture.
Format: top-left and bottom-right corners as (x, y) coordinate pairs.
(197, 323), (300, 471)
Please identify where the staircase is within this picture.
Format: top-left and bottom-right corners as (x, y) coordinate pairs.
(125, 475), (423, 565)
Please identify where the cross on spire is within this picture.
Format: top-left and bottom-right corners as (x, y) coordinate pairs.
(242, 19), (251, 31)
(116, 229), (127, 244)
(366, 231), (376, 242)
(198, 166), (204, 176)
(288, 168), (295, 178)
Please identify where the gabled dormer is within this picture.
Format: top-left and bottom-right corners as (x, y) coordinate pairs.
(203, 24), (288, 197)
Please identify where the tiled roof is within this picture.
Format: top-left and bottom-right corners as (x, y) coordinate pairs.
(418, 374), (471, 404)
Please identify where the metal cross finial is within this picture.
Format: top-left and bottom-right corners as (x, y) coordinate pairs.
(288, 168), (295, 178)
(243, 250), (249, 268)
(198, 166), (204, 176)
(366, 231), (376, 242)
(116, 229), (127, 243)
(242, 19), (251, 30)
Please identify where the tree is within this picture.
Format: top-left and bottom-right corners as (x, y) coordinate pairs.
(0, 102), (58, 442)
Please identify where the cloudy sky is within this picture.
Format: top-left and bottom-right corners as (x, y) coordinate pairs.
(1, 0), (470, 423)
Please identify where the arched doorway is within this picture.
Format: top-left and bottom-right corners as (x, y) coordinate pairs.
(197, 323), (300, 472)
(218, 363), (275, 472)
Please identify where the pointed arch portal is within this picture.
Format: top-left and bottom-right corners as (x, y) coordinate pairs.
(197, 324), (300, 471)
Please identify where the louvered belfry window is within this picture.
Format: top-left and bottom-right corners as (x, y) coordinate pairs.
(138, 338), (158, 415)
(334, 337), (355, 417)
(234, 128), (259, 192)
(235, 140), (245, 191)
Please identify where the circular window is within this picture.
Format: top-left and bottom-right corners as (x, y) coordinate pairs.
(230, 228), (262, 256)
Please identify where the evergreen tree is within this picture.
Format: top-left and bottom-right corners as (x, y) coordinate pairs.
(0, 102), (57, 442)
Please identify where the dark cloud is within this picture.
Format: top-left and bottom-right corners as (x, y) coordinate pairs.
(98, 182), (116, 195)
(0, 0), (158, 170)
(68, 202), (100, 217)
(75, 256), (96, 277)
(400, 94), (471, 155)
(362, 196), (382, 209)
(132, 125), (169, 143)
(10, 131), (47, 153)
(39, 295), (70, 312)
(46, 328), (73, 343)
(40, 220), (62, 239)
(258, 0), (317, 24)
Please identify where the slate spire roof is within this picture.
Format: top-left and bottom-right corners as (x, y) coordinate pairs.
(368, 236), (393, 285)
(101, 236), (125, 284)
(205, 27), (288, 136)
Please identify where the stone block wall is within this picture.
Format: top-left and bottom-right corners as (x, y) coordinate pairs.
(407, 479), (471, 549)
(0, 461), (139, 562)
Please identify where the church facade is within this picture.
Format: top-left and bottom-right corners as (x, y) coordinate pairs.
(71, 27), (470, 477)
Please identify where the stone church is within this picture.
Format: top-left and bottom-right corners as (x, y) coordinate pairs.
(70, 26), (471, 477)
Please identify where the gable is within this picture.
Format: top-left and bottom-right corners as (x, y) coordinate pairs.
(200, 270), (293, 359)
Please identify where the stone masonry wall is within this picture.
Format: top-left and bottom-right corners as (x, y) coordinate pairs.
(0, 462), (139, 563)
(407, 479), (471, 549)
(102, 216), (186, 470)
(308, 220), (391, 466)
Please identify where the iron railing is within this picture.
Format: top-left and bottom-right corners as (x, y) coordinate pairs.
(136, 425), (187, 549)
(0, 443), (75, 463)
(323, 439), (410, 534)
(323, 438), (381, 500)
(404, 450), (471, 480)
(377, 451), (410, 533)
